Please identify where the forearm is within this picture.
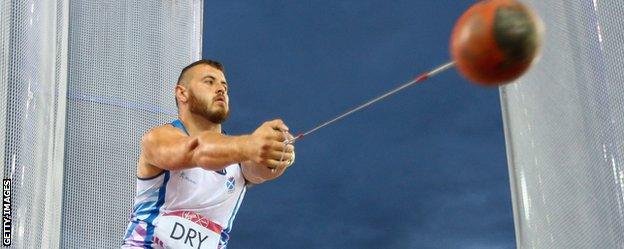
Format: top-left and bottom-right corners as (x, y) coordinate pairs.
(143, 134), (197, 170)
(191, 133), (250, 171)
(241, 161), (286, 184)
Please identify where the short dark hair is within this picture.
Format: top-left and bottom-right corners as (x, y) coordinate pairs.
(176, 59), (225, 85)
(175, 59), (225, 108)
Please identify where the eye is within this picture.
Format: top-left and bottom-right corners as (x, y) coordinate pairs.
(204, 79), (214, 85)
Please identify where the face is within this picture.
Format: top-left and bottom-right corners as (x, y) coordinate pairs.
(183, 64), (230, 123)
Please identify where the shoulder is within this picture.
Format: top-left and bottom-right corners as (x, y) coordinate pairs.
(137, 124), (181, 178)
(142, 123), (186, 143)
(147, 123), (184, 135)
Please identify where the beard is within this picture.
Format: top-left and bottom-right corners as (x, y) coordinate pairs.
(188, 90), (229, 124)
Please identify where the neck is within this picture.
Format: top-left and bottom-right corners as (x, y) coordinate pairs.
(178, 109), (221, 135)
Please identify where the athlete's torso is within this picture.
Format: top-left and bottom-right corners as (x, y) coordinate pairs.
(123, 120), (246, 249)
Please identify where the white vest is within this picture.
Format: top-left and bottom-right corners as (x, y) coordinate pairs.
(122, 120), (246, 249)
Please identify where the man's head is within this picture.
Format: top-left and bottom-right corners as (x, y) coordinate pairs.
(175, 59), (230, 124)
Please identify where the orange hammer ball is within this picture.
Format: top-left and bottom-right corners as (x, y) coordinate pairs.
(451, 0), (543, 86)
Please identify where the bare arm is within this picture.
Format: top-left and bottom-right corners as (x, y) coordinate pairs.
(241, 152), (293, 184)
(141, 125), (249, 172)
(241, 133), (295, 184)
(138, 119), (293, 179)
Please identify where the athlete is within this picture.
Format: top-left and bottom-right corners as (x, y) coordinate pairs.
(122, 59), (295, 248)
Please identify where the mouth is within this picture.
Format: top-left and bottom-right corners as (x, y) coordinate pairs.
(213, 96), (226, 105)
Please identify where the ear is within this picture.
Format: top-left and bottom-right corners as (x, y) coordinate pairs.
(175, 84), (189, 104)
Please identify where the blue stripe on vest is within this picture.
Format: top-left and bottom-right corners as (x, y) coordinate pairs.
(171, 119), (189, 135)
(143, 171), (170, 245)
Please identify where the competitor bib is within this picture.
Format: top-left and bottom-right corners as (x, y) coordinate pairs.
(152, 211), (222, 249)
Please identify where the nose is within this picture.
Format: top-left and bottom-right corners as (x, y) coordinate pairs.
(216, 84), (226, 95)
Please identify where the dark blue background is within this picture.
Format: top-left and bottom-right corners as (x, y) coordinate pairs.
(203, 1), (515, 248)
